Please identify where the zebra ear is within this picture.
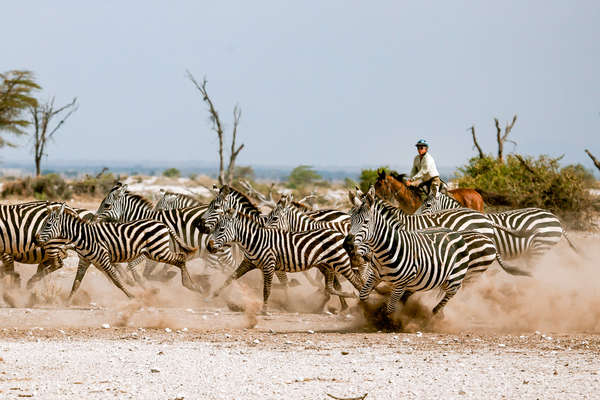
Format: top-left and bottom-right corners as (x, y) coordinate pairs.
(221, 185), (231, 196)
(365, 186), (376, 206)
(59, 203), (66, 215)
(348, 190), (361, 207)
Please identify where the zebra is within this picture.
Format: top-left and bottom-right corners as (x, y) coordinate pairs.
(0, 201), (100, 288)
(345, 187), (472, 316)
(95, 184), (231, 287)
(206, 208), (364, 313)
(414, 191), (577, 265)
(35, 203), (197, 299)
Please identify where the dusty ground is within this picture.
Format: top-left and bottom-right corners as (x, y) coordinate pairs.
(0, 198), (598, 399)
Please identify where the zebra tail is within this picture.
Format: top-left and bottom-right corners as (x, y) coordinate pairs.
(166, 227), (196, 255)
(562, 231), (582, 255)
(495, 254), (531, 277)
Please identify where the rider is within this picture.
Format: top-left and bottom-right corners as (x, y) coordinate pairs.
(406, 139), (441, 197)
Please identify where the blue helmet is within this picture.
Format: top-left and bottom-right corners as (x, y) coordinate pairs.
(415, 139), (429, 147)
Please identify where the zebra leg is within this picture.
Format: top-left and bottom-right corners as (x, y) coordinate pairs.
(213, 259), (257, 298)
(273, 271), (290, 308)
(69, 257), (92, 299)
(126, 258), (147, 289)
(26, 258), (64, 289)
(399, 291), (414, 304)
(332, 274), (349, 311)
(386, 285), (406, 315)
(114, 263), (135, 286)
(303, 270), (323, 288)
(142, 259), (159, 279)
(1, 254), (20, 287)
(323, 271), (357, 299)
(95, 253), (134, 299)
(432, 285), (461, 316)
(261, 263), (276, 314)
(150, 252), (202, 293)
(359, 267), (380, 302)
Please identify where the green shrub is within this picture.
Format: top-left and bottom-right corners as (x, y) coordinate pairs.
(287, 165), (321, 189)
(358, 166), (390, 193)
(163, 168), (181, 178)
(456, 155), (595, 228)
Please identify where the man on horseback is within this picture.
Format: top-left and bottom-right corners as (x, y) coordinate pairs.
(406, 139), (441, 196)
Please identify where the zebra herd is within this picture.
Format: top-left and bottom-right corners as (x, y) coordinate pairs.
(0, 181), (577, 324)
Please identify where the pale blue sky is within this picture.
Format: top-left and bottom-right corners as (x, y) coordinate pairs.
(1, 1), (599, 170)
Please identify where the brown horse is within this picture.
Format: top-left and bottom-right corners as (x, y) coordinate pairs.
(374, 170), (484, 213)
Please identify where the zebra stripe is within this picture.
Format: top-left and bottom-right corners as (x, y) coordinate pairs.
(35, 204), (198, 298)
(413, 192), (572, 264)
(207, 209), (364, 313)
(346, 187), (472, 315)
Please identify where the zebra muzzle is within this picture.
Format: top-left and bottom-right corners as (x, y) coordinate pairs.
(342, 234), (357, 254)
(206, 240), (219, 254)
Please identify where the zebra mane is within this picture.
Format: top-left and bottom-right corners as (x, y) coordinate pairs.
(227, 188), (261, 217)
(163, 191), (200, 204)
(374, 195), (405, 217)
(291, 201), (312, 211)
(124, 191), (154, 210)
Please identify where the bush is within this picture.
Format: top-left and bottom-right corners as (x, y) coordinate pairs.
(456, 155), (595, 227)
(358, 166), (390, 193)
(163, 168), (181, 178)
(287, 165), (321, 189)
(71, 173), (117, 196)
(2, 174), (72, 200)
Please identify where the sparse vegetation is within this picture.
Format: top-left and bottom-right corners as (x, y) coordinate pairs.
(162, 168), (181, 178)
(456, 155), (596, 228)
(287, 165), (322, 189)
(358, 167), (390, 193)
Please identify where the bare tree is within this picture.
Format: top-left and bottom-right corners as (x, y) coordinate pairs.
(467, 114), (518, 162)
(467, 125), (485, 159)
(29, 97), (78, 176)
(495, 115), (517, 163)
(585, 149), (600, 172)
(186, 71), (244, 185)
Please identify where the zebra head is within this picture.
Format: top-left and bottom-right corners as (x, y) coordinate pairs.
(206, 208), (236, 254)
(263, 194), (292, 230)
(96, 184), (128, 222)
(154, 191), (179, 211)
(200, 185), (232, 233)
(35, 203), (66, 245)
(344, 186), (376, 257)
(414, 191), (460, 215)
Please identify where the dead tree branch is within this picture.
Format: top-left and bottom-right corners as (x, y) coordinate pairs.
(187, 71), (245, 186)
(225, 104), (244, 184)
(29, 97), (78, 176)
(468, 125), (485, 159)
(495, 115), (517, 162)
(514, 154), (536, 175)
(239, 179), (277, 209)
(585, 149), (600, 172)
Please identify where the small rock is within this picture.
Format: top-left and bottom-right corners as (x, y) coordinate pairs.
(150, 368), (160, 373)
(307, 330), (315, 334)
(498, 343), (506, 347)
(252, 339), (260, 344)
(164, 328), (172, 333)
(523, 380), (529, 384)
(416, 331), (423, 337)
(182, 328), (188, 332)
(458, 390), (466, 395)
(101, 323), (110, 329)
(224, 333), (231, 338)
(553, 370), (558, 375)
(341, 351), (349, 355)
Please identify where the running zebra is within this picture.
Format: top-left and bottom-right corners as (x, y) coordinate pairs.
(96, 184), (233, 274)
(206, 209), (364, 313)
(346, 187), (472, 315)
(35, 203), (197, 298)
(0, 201), (96, 287)
(414, 192), (576, 264)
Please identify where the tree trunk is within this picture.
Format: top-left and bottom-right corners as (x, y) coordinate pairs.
(585, 149), (600, 172)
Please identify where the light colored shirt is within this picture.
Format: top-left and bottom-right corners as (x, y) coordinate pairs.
(410, 152), (439, 182)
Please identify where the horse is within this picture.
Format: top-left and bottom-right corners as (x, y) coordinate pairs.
(373, 169), (484, 213)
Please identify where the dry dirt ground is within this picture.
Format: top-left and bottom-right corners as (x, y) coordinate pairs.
(0, 200), (598, 399)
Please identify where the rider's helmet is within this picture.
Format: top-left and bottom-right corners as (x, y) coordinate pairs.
(415, 139), (429, 147)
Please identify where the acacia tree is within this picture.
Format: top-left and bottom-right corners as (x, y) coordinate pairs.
(186, 71), (244, 185)
(29, 97), (78, 176)
(0, 70), (40, 148)
(585, 149), (600, 172)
